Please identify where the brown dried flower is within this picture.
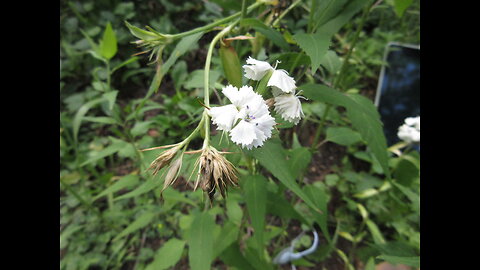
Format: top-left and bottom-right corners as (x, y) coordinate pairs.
(162, 157), (183, 192)
(194, 147), (238, 201)
(147, 145), (180, 175)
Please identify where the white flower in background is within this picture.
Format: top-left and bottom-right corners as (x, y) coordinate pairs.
(209, 85), (276, 149)
(397, 116), (420, 143)
(243, 56), (296, 93)
(273, 90), (305, 125)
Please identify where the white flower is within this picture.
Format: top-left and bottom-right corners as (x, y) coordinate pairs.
(273, 90), (305, 125)
(242, 56), (296, 94)
(209, 85), (276, 149)
(243, 57), (272, 80)
(397, 116), (420, 143)
(268, 69), (296, 94)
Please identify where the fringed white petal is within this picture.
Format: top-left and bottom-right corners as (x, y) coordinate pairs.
(274, 94), (304, 125)
(230, 120), (257, 147)
(209, 104), (239, 131)
(243, 56), (273, 80)
(268, 69), (296, 93)
(221, 85), (240, 105)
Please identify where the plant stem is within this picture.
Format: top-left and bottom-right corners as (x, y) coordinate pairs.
(203, 20), (240, 148)
(273, 0), (303, 27)
(241, 0), (248, 21)
(106, 61), (111, 90)
(173, 1), (262, 40)
(333, 4), (371, 88)
(307, 0), (318, 33)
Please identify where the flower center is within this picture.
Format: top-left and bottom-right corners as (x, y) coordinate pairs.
(244, 114), (256, 122)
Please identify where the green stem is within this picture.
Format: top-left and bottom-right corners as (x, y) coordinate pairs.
(173, 1), (262, 40)
(273, 0), (303, 27)
(307, 0), (318, 33)
(106, 61), (111, 90)
(310, 105), (331, 152)
(203, 20), (240, 148)
(333, 4), (371, 88)
(241, 0), (248, 20)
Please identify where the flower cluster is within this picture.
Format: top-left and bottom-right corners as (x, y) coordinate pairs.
(209, 57), (305, 149)
(397, 116), (420, 144)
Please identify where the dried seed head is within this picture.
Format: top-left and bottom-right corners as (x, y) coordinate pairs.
(265, 98), (275, 108)
(148, 145), (180, 175)
(194, 147), (238, 202)
(163, 157), (183, 192)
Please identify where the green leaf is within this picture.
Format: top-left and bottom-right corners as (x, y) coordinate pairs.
(393, 0), (413, 17)
(82, 116), (118, 125)
(243, 175), (267, 252)
(145, 238), (186, 270)
(249, 140), (322, 213)
(102, 90), (118, 111)
(316, 0), (371, 36)
(161, 32), (203, 78)
(377, 255), (420, 268)
(288, 147), (312, 179)
(266, 190), (307, 224)
(111, 56), (139, 74)
(240, 18), (289, 50)
(365, 257), (376, 270)
(293, 32), (331, 74)
(212, 221), (240, 258)
(365, 220), (386, 244)
(393, 158), (419, 186)
(326, 126), (362, 146)
(113, 211), (156, 241)
(219, 244), (256, 270)
(72, 97), (105, 143)
(301, 84), (390, 179)
(114, 174), (163, 201)
(80, 139), (127, 167)
(303, 184), (331, 242)
(130, 121), (154, 137)
(99, 22), (117, 60)
(320, 50), (342, 74)
(184, 69), (221, 90)
(125, 21), (160, 41)
(188, 211), (216, 270)
(219, 43), (242, 88)
(272, 52), (310, 71)
(310, 0), (349, 32)
(226, 196), (243, 226)
(93, 175), (140, 201)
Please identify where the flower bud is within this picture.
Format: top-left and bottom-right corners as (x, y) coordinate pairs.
(148, 145), (180, 175)
(162, 157), (183, 192)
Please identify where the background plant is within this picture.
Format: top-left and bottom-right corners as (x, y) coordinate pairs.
(60, 0), (420, 269)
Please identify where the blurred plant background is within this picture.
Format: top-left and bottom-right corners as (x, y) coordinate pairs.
(60, 0), (420, 269)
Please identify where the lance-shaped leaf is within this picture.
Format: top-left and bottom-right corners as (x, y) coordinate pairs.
(99, 22), (117, 60)
(301, 84), (391, 179)
(249, 140), (323, 213)
(188, 211), (215, 270)
(240, 18), (289, 50)
(219, 42), (242, 88)
(145, 238), (186, 270)
(113, 211), (156, 241)
(243, 174), (267, 252)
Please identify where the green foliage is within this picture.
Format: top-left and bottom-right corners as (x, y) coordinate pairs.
(60, 0), (420, 269)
